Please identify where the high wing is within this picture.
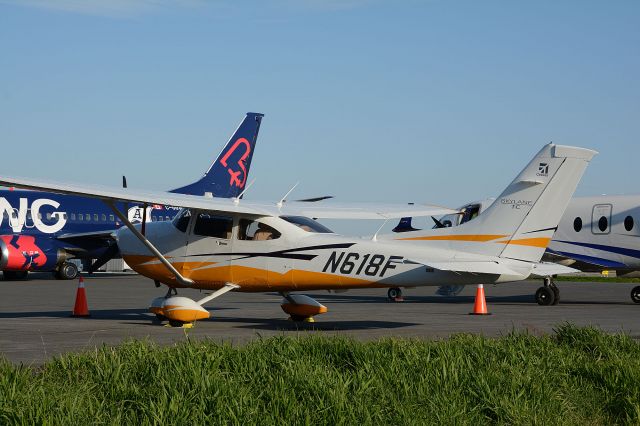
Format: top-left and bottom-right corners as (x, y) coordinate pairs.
(0, 176), (457, 220)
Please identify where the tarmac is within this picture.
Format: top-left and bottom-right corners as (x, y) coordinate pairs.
(1, 273), (639, 365)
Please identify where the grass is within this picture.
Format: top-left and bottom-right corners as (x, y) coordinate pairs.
(1, 325), (639, 425)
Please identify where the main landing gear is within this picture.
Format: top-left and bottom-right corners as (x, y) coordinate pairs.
(535, 276), (560, 306)
(280, 293), (328, 322)
(387, 287), (403, 301)
(631, 286), (640, 304)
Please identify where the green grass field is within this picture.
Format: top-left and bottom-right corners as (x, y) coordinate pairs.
(1, 325), (639, 425)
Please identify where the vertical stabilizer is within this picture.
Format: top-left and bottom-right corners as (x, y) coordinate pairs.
(170, 112), (264, 197)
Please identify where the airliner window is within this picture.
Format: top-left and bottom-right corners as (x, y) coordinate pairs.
(194, 213), (233, 239)
(239, 219), (281, 240)
(280, 216), (333, 233)
(173, 209), (191, 233)
(102, 214), (106, 221)
(573, 217), (582, 232)
(110, 214), (115, 222)
(598, 216), (608, 232)
(625, 216), (634, 232)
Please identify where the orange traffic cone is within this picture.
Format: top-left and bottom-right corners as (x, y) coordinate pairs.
(469, 284), (491, 315)
(71, 276), (90, 317)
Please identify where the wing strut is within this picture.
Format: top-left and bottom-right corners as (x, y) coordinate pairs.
(107, 201), (194, 287)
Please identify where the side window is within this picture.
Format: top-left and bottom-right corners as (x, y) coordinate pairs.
(238, 219), (281, 241)
(78, 214), (83, 222)
(85, 214), (91, 221)
(94, 214), (99, 222)
(193, 213), (233, 239)
(109, 214), (115, 222)
(573, 217), (582, 232)
(173, 209), (192, 233)
(101, 214), (106, 222)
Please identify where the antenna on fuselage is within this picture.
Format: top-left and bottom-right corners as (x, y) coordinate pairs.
(276, 182), (299, 209)
(232, 179), (255, 205)
(372, 218), (390, 242)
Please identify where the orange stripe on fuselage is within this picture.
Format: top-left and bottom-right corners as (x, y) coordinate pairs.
(123, 255), (375, 292)
(495, 237), (551, 248)
(396, 234), (508, 242)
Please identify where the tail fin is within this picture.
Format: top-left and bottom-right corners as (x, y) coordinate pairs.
(170, 112), (264, 197)
(398, 144), (597, 263)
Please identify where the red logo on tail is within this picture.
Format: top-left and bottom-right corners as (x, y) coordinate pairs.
(220, 138), (252, 188)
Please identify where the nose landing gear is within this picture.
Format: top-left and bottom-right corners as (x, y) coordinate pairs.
(535, 276), (560, 306)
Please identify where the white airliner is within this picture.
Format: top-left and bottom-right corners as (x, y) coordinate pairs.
(0, 144), (595, 326)
(398, 195), (640, 305)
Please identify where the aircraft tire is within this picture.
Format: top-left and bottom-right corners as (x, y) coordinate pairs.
(3, 271), (28, 281)
(169, 320), (185, 328)
(155, 314), (167, 321)
(387, 287), (402, 300)
(535, 286), (555, 306)
(631, 286), (640, 304)
(57, 262), (79, 280)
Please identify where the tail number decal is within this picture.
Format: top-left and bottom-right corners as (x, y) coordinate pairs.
(322, 252), (403, 277)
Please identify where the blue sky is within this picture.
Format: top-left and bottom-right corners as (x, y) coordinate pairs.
(1, 0), (639, 232)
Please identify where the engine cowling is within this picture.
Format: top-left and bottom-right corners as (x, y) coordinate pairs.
(0, 235), (65, 271)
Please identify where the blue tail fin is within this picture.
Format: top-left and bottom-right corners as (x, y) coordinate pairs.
(170, 112), (264, 197)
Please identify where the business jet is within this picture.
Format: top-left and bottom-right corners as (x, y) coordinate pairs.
(396, 194), (640, 304)
(0, 143), (595, 326)
(0, 112), (264, 281)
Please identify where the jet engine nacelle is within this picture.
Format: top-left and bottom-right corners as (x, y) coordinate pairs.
(0, 235), (65, 271)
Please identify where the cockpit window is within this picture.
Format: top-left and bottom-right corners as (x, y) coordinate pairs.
(173, 209), (191, 233)
(194, 213), (233, 239)
(281, 216), (333, 233)
(460, 205), (481, 225)
(238, 219), (281, 240)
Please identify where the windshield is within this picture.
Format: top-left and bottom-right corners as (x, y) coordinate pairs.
(172, 209), (191, 233)
(281, 216), (333, 233)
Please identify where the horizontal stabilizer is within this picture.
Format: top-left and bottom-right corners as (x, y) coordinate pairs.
(530, 262), (580, 276)
(407, 258), (524, 276)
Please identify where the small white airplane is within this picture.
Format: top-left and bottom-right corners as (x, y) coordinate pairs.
(0, 143), (596, 326)
(405, 194), (640, 305)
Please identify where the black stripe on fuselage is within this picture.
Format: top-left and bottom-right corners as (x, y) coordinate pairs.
(188, 242), (357, 262)
(523, 227), (558, 234)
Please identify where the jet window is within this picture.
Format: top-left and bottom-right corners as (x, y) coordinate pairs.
(193, 213), (233, 239)
(46, 213), (52, 220)
(94, 214), (98, 222)
(109, 214), (115, 222)
(598, 216), (608, 232)
(573, 217), (582, 232)
(101, 214), (106, 222)
(625, 216), (634, 232)
(85, 214), (91, 221)
(78, 214), (83, 221)
(27, 211), (32, 220)
(280, 216), (333, 233)
(238, 219), (281, 240)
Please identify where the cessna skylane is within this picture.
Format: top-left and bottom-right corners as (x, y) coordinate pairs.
(0, 143), (596, 326)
